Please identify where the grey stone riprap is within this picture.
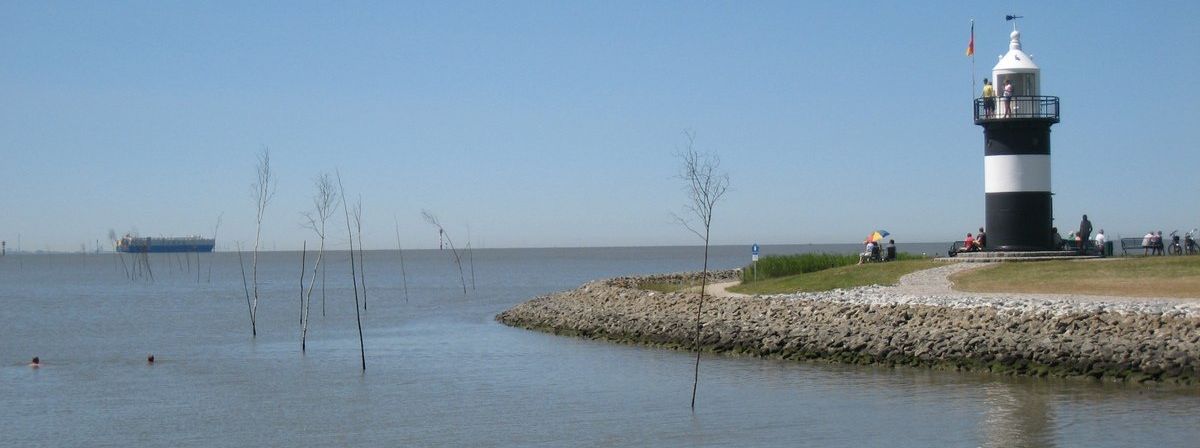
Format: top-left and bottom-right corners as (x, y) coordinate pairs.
(496, 264), (1200, 384)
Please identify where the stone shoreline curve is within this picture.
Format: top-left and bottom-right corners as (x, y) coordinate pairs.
(496, 264), (1200, 384)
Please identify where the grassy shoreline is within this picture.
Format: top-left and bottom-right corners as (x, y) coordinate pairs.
(730, 258), (941, 295)
(717, 254), (1200, 299)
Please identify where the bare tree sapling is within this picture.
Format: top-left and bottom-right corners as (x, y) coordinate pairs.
(421, 210), (467, 295)
(249, 148), (276, 337)
(300, 173), (338, 351)
(673, 130), (729, 411)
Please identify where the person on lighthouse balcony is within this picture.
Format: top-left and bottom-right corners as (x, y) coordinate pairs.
(1002, 79), (1014, 116)
(981, 79), (995, 117)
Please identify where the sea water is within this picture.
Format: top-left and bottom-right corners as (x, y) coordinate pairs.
(1, 245), (1196, 447)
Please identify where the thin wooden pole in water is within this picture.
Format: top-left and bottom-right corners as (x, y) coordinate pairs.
(116, 253), (130, 279)
(301, 242), (324, 354)
(142, 252), (154, 282)
(691, 233), (710, 411)
(299, 241), (306, 326)
(466, 225), (476, 291)
(422, 210), (467, 296)
(321, 261), (327, 317)
(236, 242), (254, 337)
(394, 217), (409, 304)
(354, 198), (367, 311)
(337, 170), (366, 371)
(208, 213), (222, 283)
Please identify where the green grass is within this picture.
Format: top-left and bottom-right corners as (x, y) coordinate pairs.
(730, 259), (942, 295)
(740, 252), (927, 284)
(951, 256), (1200, 298)
(740, 253), (859, 283)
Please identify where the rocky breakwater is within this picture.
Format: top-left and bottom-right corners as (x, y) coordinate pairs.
(496, 267), (1200, 384)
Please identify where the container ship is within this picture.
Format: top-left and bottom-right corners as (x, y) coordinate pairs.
(115, 234), (215, 253)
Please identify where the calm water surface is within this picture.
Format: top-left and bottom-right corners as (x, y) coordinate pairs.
(1, 245), (1197, 447)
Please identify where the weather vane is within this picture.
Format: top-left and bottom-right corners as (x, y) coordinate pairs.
(1006, 14), (1024, 30)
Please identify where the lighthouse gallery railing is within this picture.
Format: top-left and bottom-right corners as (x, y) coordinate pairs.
(974, 95), (1060, 124)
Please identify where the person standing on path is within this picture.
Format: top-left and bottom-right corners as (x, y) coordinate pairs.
(1095, 229), (1107, 257)
(1078, 215), (1093, 254)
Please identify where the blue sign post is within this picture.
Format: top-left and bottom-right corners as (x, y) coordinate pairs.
(751, 243), (760, 281)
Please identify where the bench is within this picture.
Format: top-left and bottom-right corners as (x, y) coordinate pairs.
(946, 240), (982, 257)
(1064, 239), (1120, 256)
(1120, 237), (1150, 256)
(860, 245), (883, 263)
(947, 239), (1110, 255)
(859, 244), (896, 263)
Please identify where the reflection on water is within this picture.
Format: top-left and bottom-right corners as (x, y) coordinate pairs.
(1, 246), (1197, 447)
(981, 382), (1054, 448)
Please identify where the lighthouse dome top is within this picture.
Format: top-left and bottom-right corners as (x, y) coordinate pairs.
(992, 29), (1040, 73)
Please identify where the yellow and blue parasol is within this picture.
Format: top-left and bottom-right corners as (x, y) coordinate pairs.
(865, 230), (890, 243)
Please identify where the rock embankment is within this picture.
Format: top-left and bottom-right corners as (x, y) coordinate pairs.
(496, 267), (1200, 384)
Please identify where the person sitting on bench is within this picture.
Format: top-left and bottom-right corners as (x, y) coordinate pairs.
(958, 233), (978, 252)
(858, 240), (877, 265)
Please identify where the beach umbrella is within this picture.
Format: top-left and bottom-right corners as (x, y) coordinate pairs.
(866, 230), (890, 243)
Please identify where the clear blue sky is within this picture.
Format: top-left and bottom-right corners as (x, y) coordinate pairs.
(2, 1), (1197, 251)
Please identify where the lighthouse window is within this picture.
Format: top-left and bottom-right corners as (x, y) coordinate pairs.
(1017, 73), (1037, 96)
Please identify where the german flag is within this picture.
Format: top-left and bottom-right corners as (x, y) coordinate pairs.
(966, 20), (975, 57)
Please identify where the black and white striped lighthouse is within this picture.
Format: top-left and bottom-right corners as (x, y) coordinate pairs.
(974, 28), (1060, 251)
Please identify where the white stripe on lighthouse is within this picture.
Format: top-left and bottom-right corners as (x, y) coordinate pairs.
(984, 154), (1051, 193)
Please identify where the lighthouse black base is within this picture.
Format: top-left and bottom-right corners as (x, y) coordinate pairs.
(985, 192), (1053, 251)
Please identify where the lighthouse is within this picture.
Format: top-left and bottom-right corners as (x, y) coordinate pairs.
(974, 28), (1060, 251)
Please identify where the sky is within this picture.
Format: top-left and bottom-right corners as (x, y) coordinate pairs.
(2, 1), (1198, 251)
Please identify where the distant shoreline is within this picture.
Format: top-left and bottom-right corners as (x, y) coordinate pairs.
(497, 268), (1200, 385)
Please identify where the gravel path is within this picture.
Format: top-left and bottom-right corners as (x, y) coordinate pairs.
(693, 281), (748, 298)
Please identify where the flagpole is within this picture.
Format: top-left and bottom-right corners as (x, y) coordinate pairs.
(970, 19), (976, 106)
